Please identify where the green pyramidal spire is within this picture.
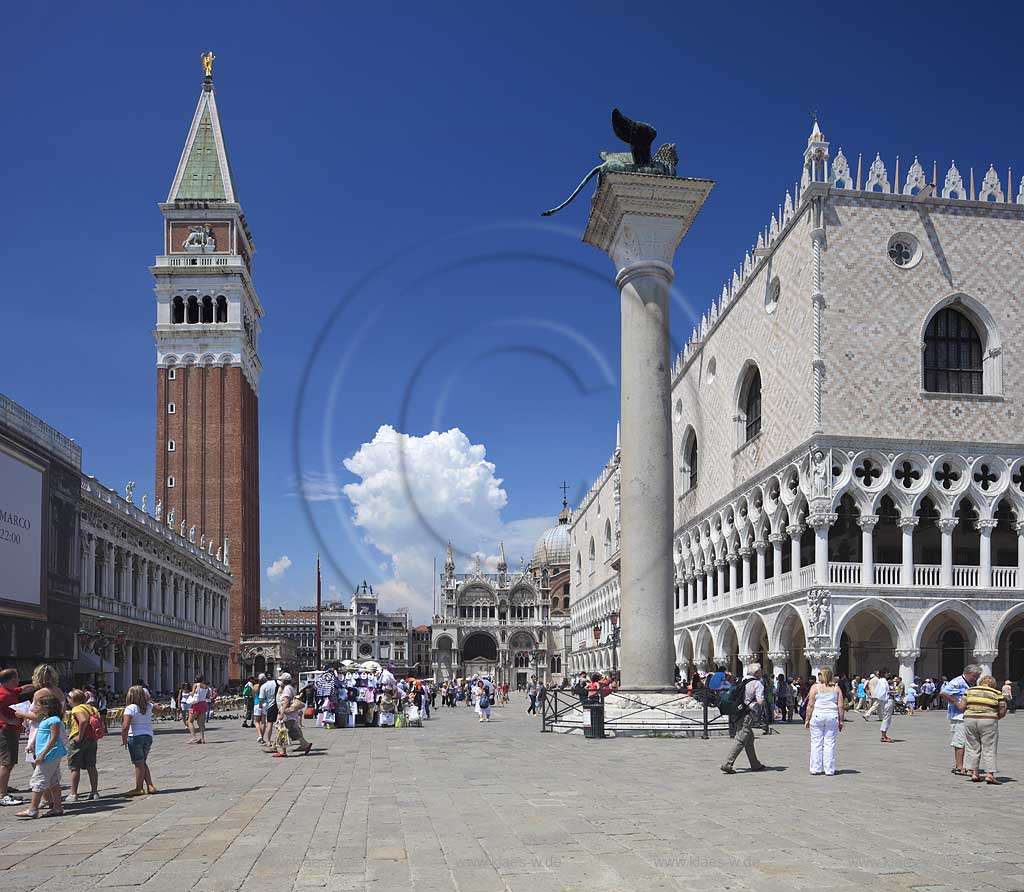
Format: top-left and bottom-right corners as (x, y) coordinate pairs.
(167, 76), (238, 203)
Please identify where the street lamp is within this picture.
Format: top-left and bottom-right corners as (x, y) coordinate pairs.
(608, 612), (621, 673)
(78, 620), (127, 689)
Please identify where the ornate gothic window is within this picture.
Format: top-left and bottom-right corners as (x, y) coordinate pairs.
(923, 307), (983, 395)
(588, 538), (595, 574)
(172, 296), (184, 324)
(201, 296), (213, 323)
(737, 366), (762, 444)
(186, 296), (199, 324)
(604, 520), (612, 560)
(681, 426), (698, 491)
(215, 295), (228, 323)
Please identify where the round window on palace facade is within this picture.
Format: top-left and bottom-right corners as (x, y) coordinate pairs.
(887, 232), (922, 269)
(764, 277), (780, 314)
(359, 643), (373, 656)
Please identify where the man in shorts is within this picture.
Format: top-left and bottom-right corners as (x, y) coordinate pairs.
(941, 663), (981, 775)
(0, 669), (36, 806)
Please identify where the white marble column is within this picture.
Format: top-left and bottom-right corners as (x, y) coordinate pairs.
(899, 517), (918, 586)
(806, 646), (840, 678)
(123, 646), (134, 692)
(104, 541), (115, 597)
(705, 566), (715, 600)
(739, 652), (759, 676)
(894, 649), (919, 692)
(973, 650), (997, 677)
(696, 572), (704, 603)
(740, 547), (753, 602)
(938, 518), (957, 587)
(770, 534), (785, 586)
(767, 650), (789, 682)
(858, 515), (878, 585)
(1016, 523), (1024, 590)
(140, 645), (150, 689)
(755, 541), (767, 598)
(977, 519), (996, 588)
(715, 560), (726, 599)
(808, 514), (835, 585)
(153, 648), (163, 693)
(584, 171), (712, 692)
(727, 554), (739, 597)
(788, 524), (804, 577)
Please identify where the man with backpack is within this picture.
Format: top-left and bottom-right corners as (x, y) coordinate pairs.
(719, 663), (770, 774)
(241, 677), (255, 728)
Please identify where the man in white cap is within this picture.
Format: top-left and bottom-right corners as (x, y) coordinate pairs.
(256, 673), (278, 746)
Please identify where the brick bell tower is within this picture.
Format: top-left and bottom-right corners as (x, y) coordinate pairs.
(151, 56), (263, 681)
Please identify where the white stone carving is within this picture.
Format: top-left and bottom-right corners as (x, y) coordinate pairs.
(831, 149), (852, 188)
(768, 212), (779, 243)
(807, 588), (832, 638)
(183, 224), (216, 253)
(978, 164), (1004, 202)
(154, 499), (162, 522)
(865, 153), (891, 193)
(902, 157), (928, 195)
(1017, 176), (1024, 205)
(942, 161), (966, 199)
(783, 190), (794, 223)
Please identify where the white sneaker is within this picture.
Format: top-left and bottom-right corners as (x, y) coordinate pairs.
(0, 794), (25, 806)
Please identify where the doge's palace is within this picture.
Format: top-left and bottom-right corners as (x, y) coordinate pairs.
(571, 123), (1024, 690)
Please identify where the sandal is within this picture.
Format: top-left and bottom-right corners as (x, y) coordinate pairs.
(951, 768), (969, 776)
(14, 809), (38, 819)
(985, 776), (1002, 785)
(970, 775), (982, 782)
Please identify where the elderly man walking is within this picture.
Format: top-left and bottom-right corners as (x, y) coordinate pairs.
(941, 663), (982, 776)
(720, 663), (770, 774)
(864, 670), (895, 743)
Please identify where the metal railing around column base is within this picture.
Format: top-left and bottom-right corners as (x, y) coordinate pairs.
(540, 688), (730, 738)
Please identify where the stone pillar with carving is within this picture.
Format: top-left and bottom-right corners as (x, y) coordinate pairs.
(806, 645), (840, 677)
(938, 517), (958, 587)
(788, 524), (805, 580)
(858, 515), (879, 585)
(894, 648), (920, 692)
(715, 559), (727, 601)
(899, 516), (918, 585)
(755, 540), (768, 599)
(739, 547), (753, 602)
(583, 169), (712, 692)
(807, 514), (835, 585)
(738, 653), (759, 676)
(727, 552), (739, 598)
(1016, 522), (1024, 591)
(972, 650), (998, 677)
(770, 533), (785, 586)
(767, 651), (789, 682)
(976, 519), (997, 587)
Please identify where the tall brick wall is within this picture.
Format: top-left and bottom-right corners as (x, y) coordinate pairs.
(821, 196), (1024, 444)
(156, 364), (260, 678)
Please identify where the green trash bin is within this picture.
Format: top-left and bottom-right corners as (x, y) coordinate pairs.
(583, 700), (604, 739)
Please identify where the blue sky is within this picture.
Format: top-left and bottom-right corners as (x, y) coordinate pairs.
(4, 3), (1024, 618)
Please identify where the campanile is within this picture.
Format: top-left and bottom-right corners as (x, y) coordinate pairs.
(151, 58), (263, 680)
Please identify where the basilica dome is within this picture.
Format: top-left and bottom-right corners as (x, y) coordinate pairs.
(531, 498), (572, 568)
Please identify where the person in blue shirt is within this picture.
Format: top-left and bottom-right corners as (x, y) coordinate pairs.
(708, 666), (728, 692)
(941, 664), (981, 775)
(16, 696), (66, 819)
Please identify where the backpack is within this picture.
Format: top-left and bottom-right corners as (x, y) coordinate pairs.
(81, 707), (105, 741)
(479, 695), (490, 709)
(717, 678), (752, 718)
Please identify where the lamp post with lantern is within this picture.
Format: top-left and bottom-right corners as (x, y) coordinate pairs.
(77, 620), (128, 692)
(608, 612), (621, 674)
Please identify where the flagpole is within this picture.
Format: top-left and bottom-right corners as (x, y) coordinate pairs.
(316, 553), (322, 671)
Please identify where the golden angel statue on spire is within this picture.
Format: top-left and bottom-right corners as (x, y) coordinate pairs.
(201, 51), (215, 78)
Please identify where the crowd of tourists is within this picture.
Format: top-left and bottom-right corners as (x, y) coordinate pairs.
(688, 661), (1015, 782)
(0, 663), (196, 817)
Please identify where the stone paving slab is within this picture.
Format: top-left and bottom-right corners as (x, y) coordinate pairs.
(0, 702), (1022, 891)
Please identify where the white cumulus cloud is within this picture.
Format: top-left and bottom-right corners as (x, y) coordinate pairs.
(266, 555), (293, 579)
(342, 425), (554, 620)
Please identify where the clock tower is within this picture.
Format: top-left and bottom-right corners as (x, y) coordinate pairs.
(151, 61), (263, 680)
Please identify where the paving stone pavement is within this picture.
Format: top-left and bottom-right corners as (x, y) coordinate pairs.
(0, 702), (1022, 892)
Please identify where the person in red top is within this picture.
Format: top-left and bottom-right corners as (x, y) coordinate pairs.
(0, 668), (37, 806)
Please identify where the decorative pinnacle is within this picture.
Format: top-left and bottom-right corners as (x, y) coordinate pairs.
(201, 51), (215, 80)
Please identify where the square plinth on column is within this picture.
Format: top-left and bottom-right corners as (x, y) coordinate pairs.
(583, 172), (715, 270)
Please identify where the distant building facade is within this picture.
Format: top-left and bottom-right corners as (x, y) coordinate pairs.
(258, 608), (318, 672)
(409, 625), (432, 677)
(432, 497), (572, 687)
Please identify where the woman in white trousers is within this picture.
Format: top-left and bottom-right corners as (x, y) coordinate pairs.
(805, 668), (845, 775)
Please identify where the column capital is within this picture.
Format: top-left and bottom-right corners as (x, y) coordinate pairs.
(1013, 520), (1024, 535)
(584, 172), (714, 273)
(897, 516), (920, 529)
(975, 519), (998, 532)
(786, 523), (807, 538)
(738, 546), (754, 558)
(893, 648), (920, 662)
(972, 649), (998, 663)
(937, 518), (959, 533)
(753, 541), (768, 554)
(738, 652), (758, 666)
(768, 533), (787, 545)
(807, 513), (837, 531)
(857, 514), (880, 531)
(726, 553), (741, 565)
(766, 650), (789, 663)
(806, 647), (840, 664)
(715, 559), (728, 569)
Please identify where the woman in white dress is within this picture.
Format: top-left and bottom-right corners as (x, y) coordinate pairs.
(804, 667), (844, 776)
